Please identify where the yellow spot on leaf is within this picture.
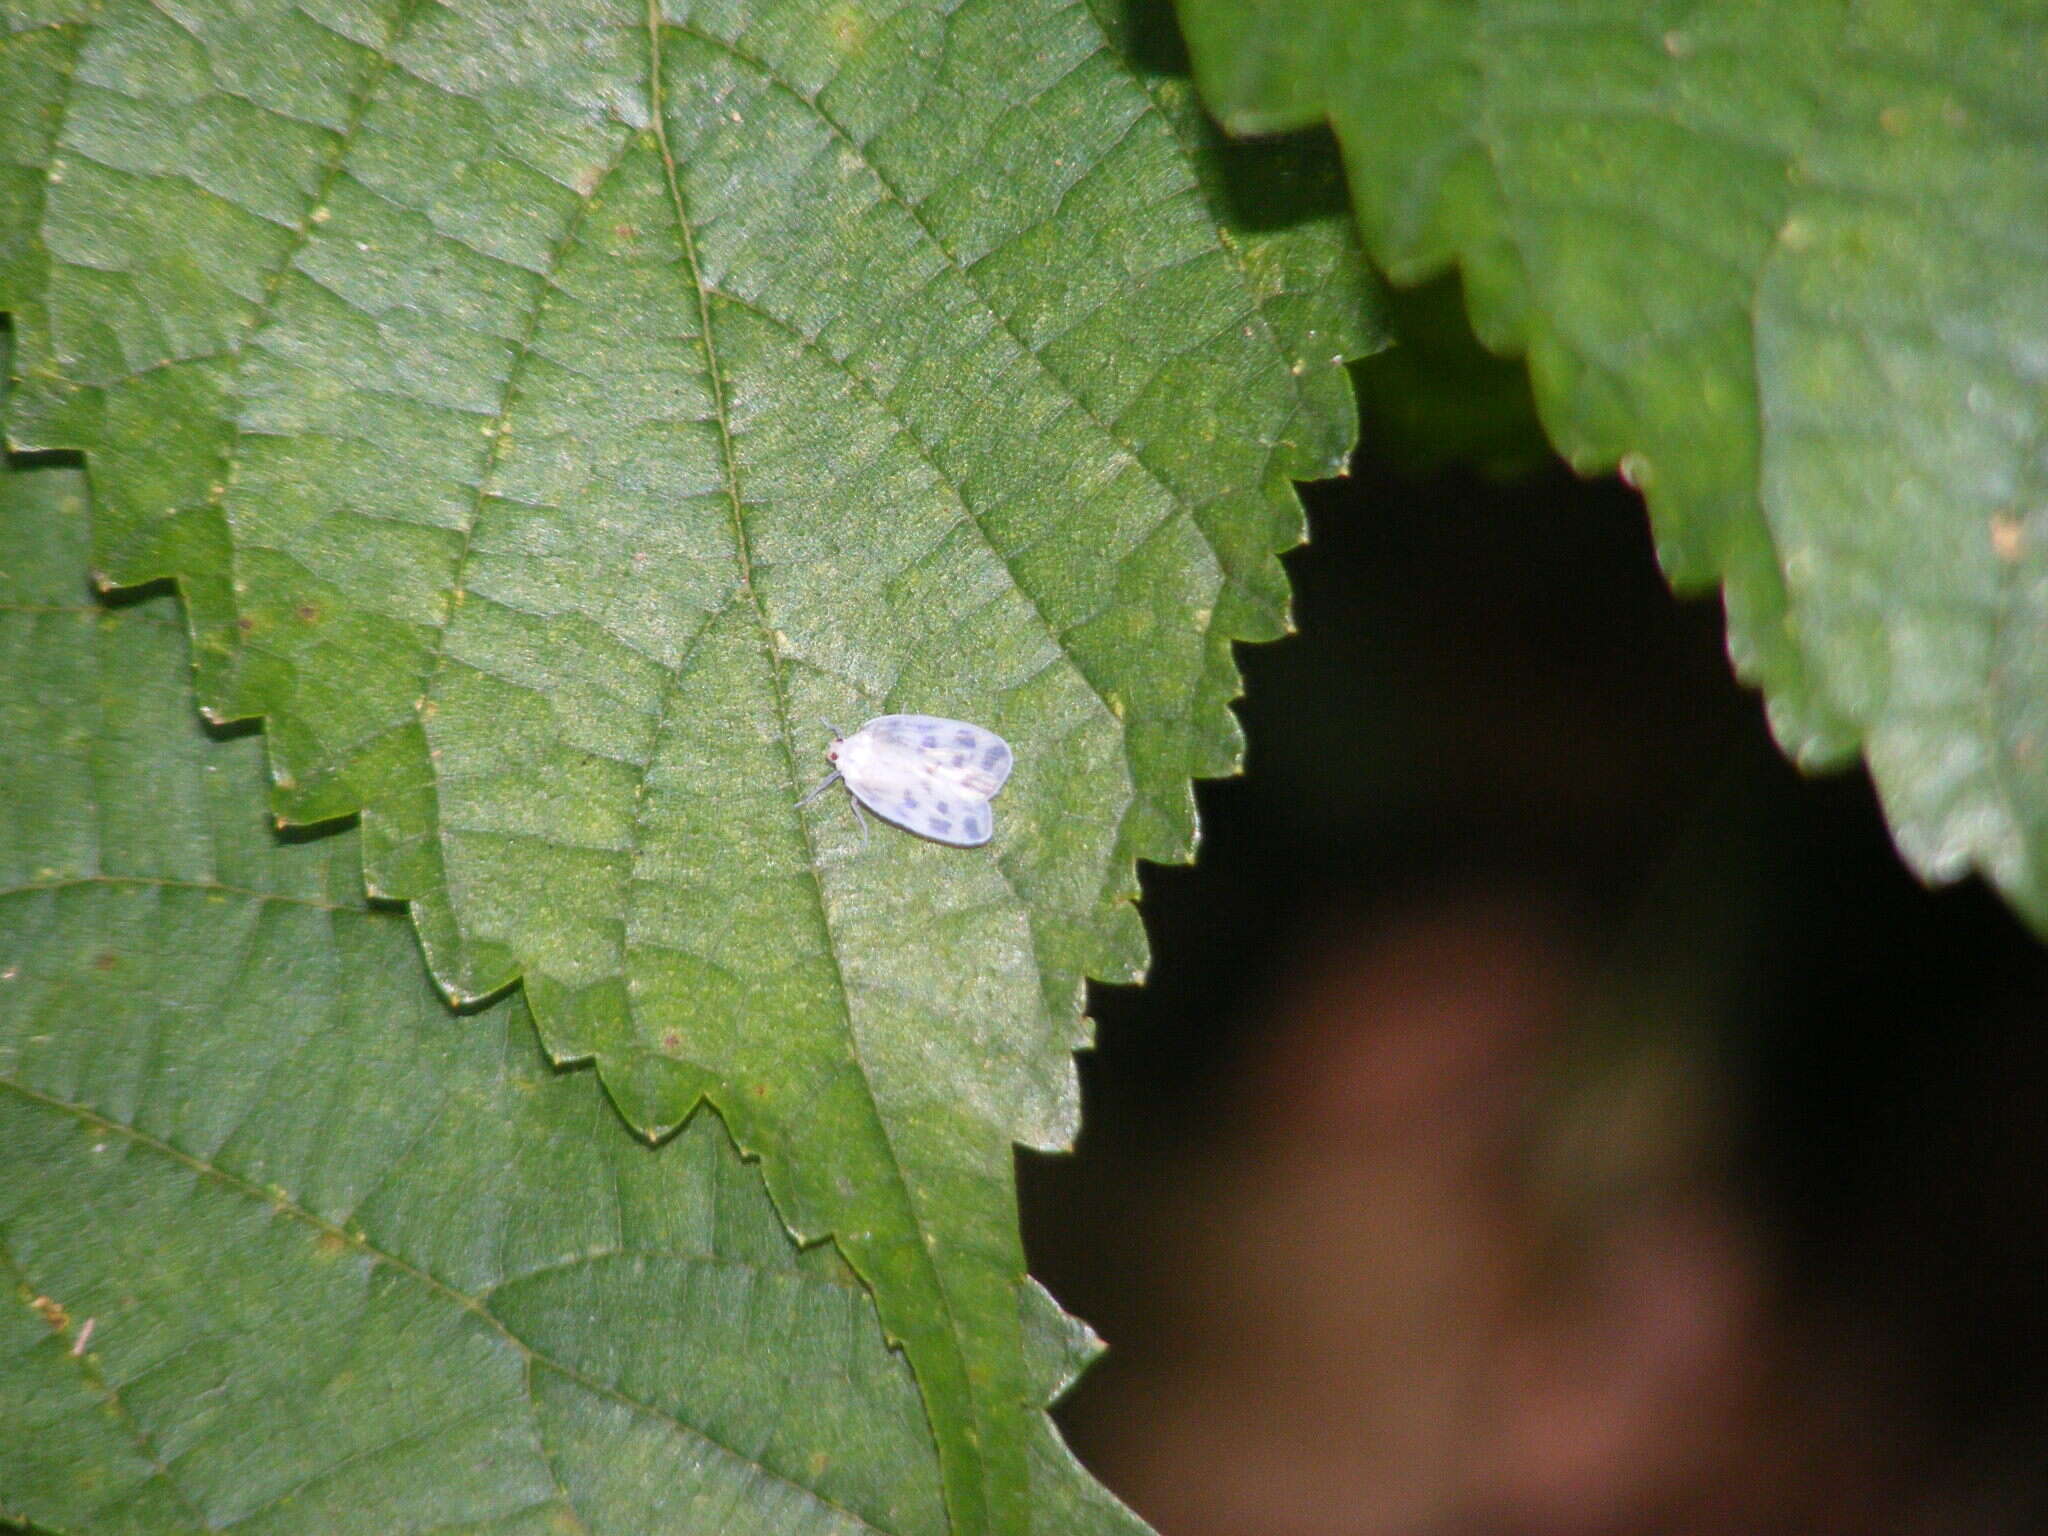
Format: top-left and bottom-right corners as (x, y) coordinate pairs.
(823, 2), (867, 53)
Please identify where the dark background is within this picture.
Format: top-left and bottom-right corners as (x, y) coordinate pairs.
(1020, 282), (2048, 1536)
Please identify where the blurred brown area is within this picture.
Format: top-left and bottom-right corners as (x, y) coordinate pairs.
(1021, 401), (2048, 1534)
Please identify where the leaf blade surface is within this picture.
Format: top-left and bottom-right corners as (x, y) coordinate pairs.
(0, 459), (1146, 1536)
(1, 3), (1377, 1527)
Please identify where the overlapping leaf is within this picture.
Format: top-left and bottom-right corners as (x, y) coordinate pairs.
(0, 3), (1377, 1529)
(0, 460), (1146, 1534)
(1176, 0), (2048, 924)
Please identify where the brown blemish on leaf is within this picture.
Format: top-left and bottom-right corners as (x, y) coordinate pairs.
(1991, 511), (2024, 562)
(30, 1295), (69, 1330)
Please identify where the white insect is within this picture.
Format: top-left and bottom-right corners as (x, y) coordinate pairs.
(798, 714), (1012, 847)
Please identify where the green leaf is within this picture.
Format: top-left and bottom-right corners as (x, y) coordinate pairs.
(1174, 0), (2048, 925)
(1080, 0), (1387, 764)
(1349, 275), (1551, 483)
(0, 460), (1147, 1534)
(0, 4), (1378, 1530)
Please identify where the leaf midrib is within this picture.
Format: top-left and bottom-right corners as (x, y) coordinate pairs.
(638, 0), (988, 1493)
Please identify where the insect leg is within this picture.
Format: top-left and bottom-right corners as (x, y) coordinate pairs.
(796, 769), (842, 808)
(849, 794), (870, 851)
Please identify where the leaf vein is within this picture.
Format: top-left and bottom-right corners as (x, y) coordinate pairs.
(0, 1227), (214, 1529)
(0, 1075), (898, 1534)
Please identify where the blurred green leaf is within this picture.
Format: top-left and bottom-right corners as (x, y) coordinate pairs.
(0, 461), (1147, 1534)
(0, 3), (1378, 1529)
(1175, 0), (2048, 926)
(1350, 275), (1550, 483)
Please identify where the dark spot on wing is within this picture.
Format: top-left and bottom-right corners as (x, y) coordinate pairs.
(929, 819), (953, 838)
(954, 729), (976, 747)
(951, 751), (968, 767)
(921, 734), (939, 749)
(964, 810), (986, 839)
(982, 743), (1008, 772)
(936, 800), (951, 815)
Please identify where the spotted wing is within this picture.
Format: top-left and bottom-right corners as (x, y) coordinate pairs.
(865, 714), (1012, 799)
(844, 715), (1010, 846)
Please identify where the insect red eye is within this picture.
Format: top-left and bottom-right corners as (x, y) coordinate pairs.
(827, 748), (838, 761)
